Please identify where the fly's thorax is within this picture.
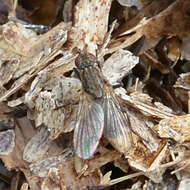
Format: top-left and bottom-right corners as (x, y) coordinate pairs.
(77, 64), (104, 98)
(75, 53), (105, 99)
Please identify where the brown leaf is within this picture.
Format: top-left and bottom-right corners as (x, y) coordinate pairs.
(155, 114), (190, 143)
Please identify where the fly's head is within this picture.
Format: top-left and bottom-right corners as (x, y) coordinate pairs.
(75, 51), (97, 69)
(74, 50), (104, 99)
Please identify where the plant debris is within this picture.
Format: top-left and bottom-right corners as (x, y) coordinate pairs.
(0, 0), (190, 189)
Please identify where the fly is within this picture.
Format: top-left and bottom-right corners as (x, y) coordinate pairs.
(73, 49), (133, 159)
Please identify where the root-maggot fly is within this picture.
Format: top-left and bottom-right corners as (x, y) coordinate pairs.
(73, 50), (133, 159)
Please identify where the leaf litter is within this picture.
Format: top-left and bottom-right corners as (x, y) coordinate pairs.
(0, 0), (190, 189)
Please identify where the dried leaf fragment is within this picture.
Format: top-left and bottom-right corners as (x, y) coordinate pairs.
(115, 88), (175, 119)
(20, 183), (29, 190)
(127, 107), (159, 152)
(127, 141), (167, 183)
(0, 129), (15, 155)
(35, 91), (66, 139)
(29, 149), (73, 177)
(102, 49), (139, 85)
(0, 57), (20, 86)
(178, 178), (190, 190)
(2, 21), (38, 56)
(41, 168), (61, 190)
(23, 127), (51, 163)
(155, 114), (190, 143)
(84, 151), (121, 176)
(0, 22), (69, 102)
(74, 0), (113, 54)
(2, 21), (69, 57)
(58, 159), (101, 190)
(174, 72), (190, 90)
(117, 0), (142, 9)
(110, 0), (190, 54)
(33, 76), (82, 138)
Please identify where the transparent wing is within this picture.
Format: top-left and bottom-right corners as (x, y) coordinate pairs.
(74, 95), (104, 159)
(103, 92), (133, 153)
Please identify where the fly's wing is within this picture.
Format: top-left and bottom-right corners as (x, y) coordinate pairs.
(74, 95), (104, 159)
(103, 92), (133, 153)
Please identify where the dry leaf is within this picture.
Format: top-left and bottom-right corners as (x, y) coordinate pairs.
(155, 114), (190, 143)
(0, 130), (15, 155)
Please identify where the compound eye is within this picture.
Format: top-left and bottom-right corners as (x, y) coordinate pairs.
(75, 55), (81, 68)
(75, 54), (87, 68)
